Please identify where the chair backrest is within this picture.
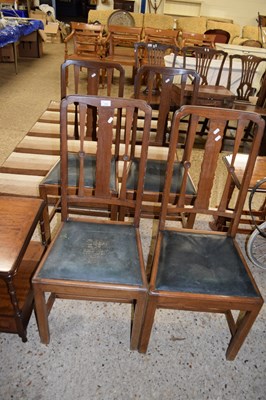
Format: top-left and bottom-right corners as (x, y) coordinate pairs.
(61, 59), (125, 98)
(204, 29), (231, 44)
(61, 59), (125, 140)
(181, 31), (216, 48)
(107, 25), (143, 57)
(67, 22), (105, 58)
(60, 95), (152, 222)
(143, 27), (179, 47)
(158, 105), (265, 235)
(227, 54), (266, 101)
(182, 46), (228, 85)
(256, 71), (266, 108)
(133, 65), (200, 145)
(134, 42), (180, 69)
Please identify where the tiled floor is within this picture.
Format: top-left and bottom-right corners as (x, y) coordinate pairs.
(0, 42), (265, 400)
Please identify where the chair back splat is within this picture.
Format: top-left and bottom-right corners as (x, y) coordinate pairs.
(33, 95), (152, 349)
(227, 54), (266, 102)
(133, 65), (200, 146)
(182, 46), (228, 86)
(134, 42), (180, 69)
(138, 105), (265, 360)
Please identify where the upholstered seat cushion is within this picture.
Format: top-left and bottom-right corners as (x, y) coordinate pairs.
(126, 158), (196, 195)
(42, 153), (116, 191)
(37, 221), (143, 285)
(155, 230), (259, 297)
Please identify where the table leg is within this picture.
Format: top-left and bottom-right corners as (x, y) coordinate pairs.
(12, 42), (18, 74)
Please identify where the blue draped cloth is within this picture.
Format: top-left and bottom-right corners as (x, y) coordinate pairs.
(0, 20), (44, 48)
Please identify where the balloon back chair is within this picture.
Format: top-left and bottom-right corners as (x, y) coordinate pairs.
(138, 105), (265, 360)
(33, 94), (152, 350)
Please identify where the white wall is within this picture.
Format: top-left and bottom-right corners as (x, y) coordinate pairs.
(97, 0), (266, 27)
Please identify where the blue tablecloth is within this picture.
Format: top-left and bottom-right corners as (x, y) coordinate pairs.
(0, 20), (44, 48)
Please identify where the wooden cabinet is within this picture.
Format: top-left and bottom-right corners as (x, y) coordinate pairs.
(0, 197), (50, 341)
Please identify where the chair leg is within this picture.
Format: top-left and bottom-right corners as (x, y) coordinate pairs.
(226, 306), (263, 360)
(138, 295), (157, 353)
(33, 285), (51, 345)
(130, 294), (147, 350)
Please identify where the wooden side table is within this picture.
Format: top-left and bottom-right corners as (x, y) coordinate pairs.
(0, 196), (50, 342)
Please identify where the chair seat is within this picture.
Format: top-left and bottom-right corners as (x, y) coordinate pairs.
(37, 221), (143, 286)
(42, 153), (116, 191)
(156, 230), (259, 298)
(126, 159), (196, 195)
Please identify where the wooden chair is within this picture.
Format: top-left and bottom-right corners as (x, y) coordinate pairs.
(226, 54), (266, 144)
(39, 59), (126, 221)
(227, 54), (266, 102)
(182, 46), (228, 86)
(64, 22), (107, 86)
(138, 105), (265, 360)
(134, 42), (180, 69)
(122, 66), (200, 220)
(104, 25), (143, 80)
(32, 94), (152, 349)
(143, 27), (179, 47)
(204, 29), (231, 44)
(64, 22), (106, 61)
(180, 31), (216, 48)
(133, 65), (200, 146)
(211, 154), (266, 234)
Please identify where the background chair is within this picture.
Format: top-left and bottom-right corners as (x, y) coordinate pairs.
(104, 25), (143, 81)
(39, 59), (126, 221)
(182, 46), (228, 86)
(227, 54), (266, 102)
(225, 54), (266, 144)
(64, 22), (106, 61)
(138, 105), (265, 360)
(33, 94), (152, 350)
(143, 27), (180, 47)
(133, 65), (200, 145)
(64, 22), (107, 86)
(204, 28), (231, 44)
(122, 66), (200, 220)
(134, 42), (180, 70)
(180, 31), (216, 48)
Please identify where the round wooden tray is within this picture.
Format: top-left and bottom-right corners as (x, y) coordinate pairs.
(107, 10), (135, 27)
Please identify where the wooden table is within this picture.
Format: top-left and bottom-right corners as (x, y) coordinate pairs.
(0, 196), (50, 341)
(171, 84), (236, 108)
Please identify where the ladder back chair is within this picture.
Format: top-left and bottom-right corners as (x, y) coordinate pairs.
(143, 27), (180, 47)
(180, 31), (216, 48)
(104, 25), (143, 81)
(33, 94), (152, 349)
(138, 105), (265, 360)
(64, 22), (107, 86)
(40, 59), (126, 221)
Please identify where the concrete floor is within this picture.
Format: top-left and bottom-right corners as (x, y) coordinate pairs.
(0, 42), (265, 400)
